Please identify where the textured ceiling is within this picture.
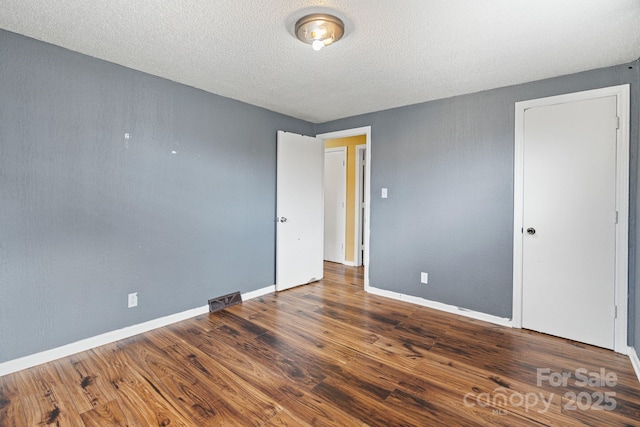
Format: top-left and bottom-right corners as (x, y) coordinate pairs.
(1, 1), (639, 123)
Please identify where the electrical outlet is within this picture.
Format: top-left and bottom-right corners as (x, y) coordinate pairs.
(421, 272), (428, 284)
(128, 292), (138, 308)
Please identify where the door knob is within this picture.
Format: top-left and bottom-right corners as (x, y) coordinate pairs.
(526, 227), (536, 235)
(279, 217), (288, 223)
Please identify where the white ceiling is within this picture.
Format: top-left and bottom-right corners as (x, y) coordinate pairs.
(1, 1), (639, 123)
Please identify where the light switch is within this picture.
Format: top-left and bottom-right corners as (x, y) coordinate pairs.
(381, 188), (388, 198)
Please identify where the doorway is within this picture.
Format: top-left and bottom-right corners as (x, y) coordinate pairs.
(512, 85), (629, 353)
(318, 126), (371, 289)
(323, 136), (366, 267)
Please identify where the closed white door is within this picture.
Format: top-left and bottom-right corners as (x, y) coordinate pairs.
(521, 96), (617, 349)
(276, 131), (324, 291)
(324, 148), (346, 263)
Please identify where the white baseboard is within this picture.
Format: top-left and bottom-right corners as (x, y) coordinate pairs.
(242, 285), (275, 301)
(0, 285), (275, 377)
(342, 260), (358, 267)
(629, 346), (640, 384)
(366, 286), (512, 328)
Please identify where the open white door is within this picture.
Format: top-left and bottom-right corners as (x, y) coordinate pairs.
(276, 131), (324, 291)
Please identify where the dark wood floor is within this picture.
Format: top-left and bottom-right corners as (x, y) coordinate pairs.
(1, 262), (639, 426)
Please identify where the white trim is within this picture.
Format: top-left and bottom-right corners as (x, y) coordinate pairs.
(629, 347), (640, 384)
(317, 126), (371, 289)
(368, 286), (512, 328)
(0, 305), (206, 376)
(512, 101), (525, 329)
(354, 144), (366, 267)
(512, 84), (630, 353)
(242, 285), (276, 301)
(342, 260), (357, 267)
(0, 285), (275, 376)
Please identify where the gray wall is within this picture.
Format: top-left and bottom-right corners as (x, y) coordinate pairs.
(0, 30), (314, 362)
(317, 62), (639, 344)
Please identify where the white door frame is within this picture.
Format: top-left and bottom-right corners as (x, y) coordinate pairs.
(354, 144), (367, 266)
(512, 85), (630, 354)
(324, 146), (347, 263)
(317, 126), (371, 289)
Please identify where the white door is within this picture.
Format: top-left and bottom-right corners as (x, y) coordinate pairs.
(276, 131), (324, 291)
(521, 96), (617, 349)
(324, 148), (346, 263)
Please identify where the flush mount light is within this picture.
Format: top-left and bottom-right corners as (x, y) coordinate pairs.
(295, 13), (344, 51)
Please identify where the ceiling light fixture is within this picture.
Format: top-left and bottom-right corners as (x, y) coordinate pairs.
(295, 13), (344, 51)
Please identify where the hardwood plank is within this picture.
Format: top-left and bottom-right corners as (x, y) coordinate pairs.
(0, 373), (27, 427)
(16, 364), (87, 426)
(52, 352), (119, 414)
(159, 324), (309, 403)
(263, 408), (314, 427)
(383, 386), (538, 427)
(279, 388), (371, 427)
(158, 339), (283, 425)
(224, 300), (359, 368)
(89, 342), (194, 426)
(189, 311), (327, 388)
(286, 307), (430, 368)
(118, 335), (235, 425)
(80, 400), (129, 427)
(310, 379), (433, 427)
(398, 357), (568, 425)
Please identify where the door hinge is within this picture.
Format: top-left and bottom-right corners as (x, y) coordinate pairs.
(615, 305), (617, 319)
(615, 211), (619, 224)
(343, 160), (345, 166)
(615, 116), (620, 130)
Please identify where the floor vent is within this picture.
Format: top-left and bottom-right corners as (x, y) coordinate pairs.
(208, 291), (242, 313)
